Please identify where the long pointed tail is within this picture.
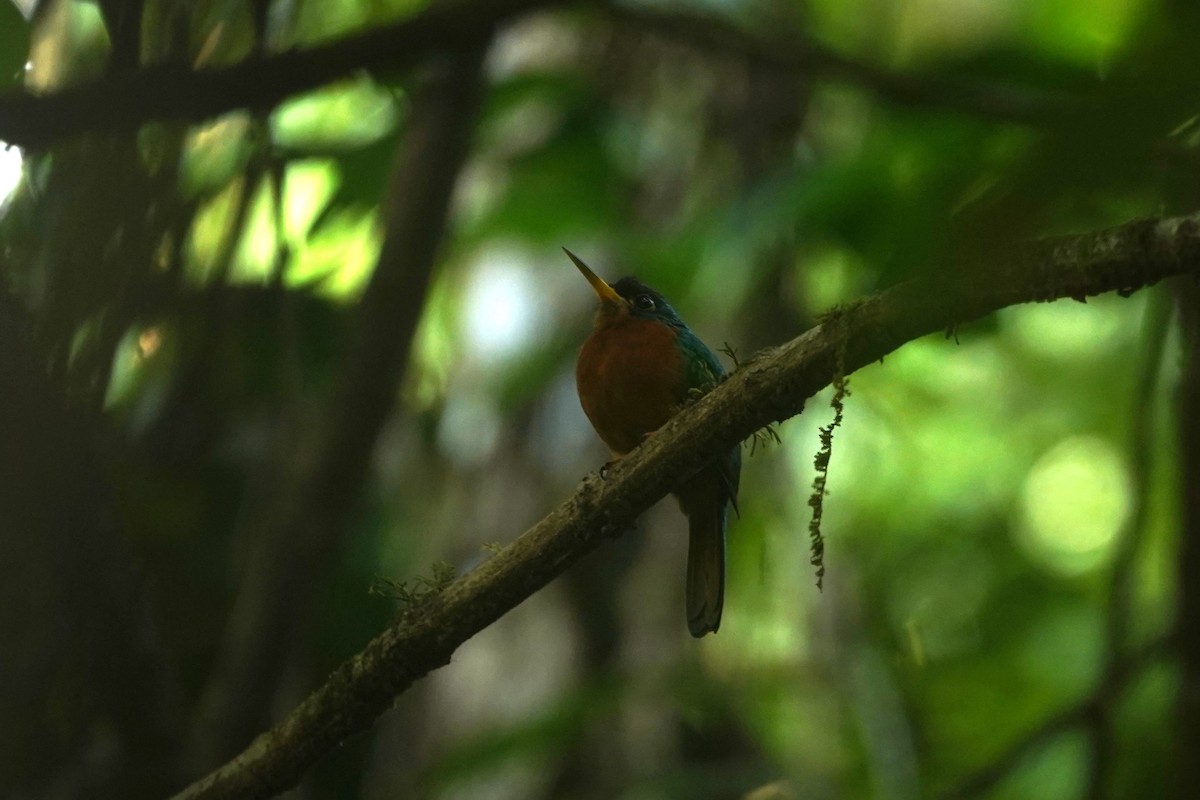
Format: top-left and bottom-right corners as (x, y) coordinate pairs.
(679, 451), (738, 638)
(685, 498), (726, 637)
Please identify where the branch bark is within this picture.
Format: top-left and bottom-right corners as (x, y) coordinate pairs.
(171, 212), (1200, 800)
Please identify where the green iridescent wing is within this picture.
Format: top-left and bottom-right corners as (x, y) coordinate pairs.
(677, 328), (727, 393)
(676, 328), (741, 512)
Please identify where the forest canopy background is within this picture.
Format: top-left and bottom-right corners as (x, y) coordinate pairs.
(1, 0), (1198, 799)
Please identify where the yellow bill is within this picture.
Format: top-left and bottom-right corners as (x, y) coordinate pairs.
(563, 248), (625, 306)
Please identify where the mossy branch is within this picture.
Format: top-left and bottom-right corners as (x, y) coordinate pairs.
(171, 212), (1200, 800)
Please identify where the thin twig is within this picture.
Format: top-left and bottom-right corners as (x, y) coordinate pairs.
(1084, 290), (1174, 799)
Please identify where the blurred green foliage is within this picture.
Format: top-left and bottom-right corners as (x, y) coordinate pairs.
(0, 0), (1194, 797)
(0, 3), (28, 88)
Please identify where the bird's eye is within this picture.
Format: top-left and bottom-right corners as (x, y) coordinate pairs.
(634, 294), (655, 311)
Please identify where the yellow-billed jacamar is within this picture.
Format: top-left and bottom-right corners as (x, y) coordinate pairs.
(566, 249), (741, 637)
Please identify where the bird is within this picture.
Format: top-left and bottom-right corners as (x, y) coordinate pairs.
(566, 248), (741, 637)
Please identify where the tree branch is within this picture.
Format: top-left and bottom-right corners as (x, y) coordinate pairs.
(602, 5), (1074, 122)
(1084, 290), (1173, 799)
(0, 0), (1078, 150)
(0, 0), (554, 149)
(171, 212), (1200, 800)
(0, 288), (184, 796)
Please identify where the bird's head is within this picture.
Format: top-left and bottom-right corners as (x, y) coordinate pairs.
(564, 248), (685, 330)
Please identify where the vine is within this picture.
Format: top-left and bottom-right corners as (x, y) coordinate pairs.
(807, 312), (852, 590)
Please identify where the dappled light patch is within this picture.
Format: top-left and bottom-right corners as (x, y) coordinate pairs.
(1018, 435), (1132, 576)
